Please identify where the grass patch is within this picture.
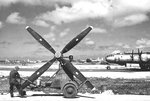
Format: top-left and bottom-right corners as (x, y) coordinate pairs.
(89, 77), (150, 95)
(1, 76), (150, 95)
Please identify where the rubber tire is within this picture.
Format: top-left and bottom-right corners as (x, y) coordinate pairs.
(106, 66), (111, 70)
(63, 83), (78, 98)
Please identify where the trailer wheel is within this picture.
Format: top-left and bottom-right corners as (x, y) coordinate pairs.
(63, 83), (77, 98)
(106, 66), (111, 70)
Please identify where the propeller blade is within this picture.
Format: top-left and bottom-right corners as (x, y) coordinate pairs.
(61, 26), (93, 54)
(60, 59), (94, 90)
(26, 26), (56, 54)
(22, 58), (56, 89)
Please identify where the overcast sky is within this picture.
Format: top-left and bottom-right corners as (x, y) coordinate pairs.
(0, 0), (150, 60)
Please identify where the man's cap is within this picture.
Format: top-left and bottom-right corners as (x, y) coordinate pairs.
(15, 66), (20, 70)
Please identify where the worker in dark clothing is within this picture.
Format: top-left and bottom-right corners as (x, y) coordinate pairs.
(9, 66), (23, 97)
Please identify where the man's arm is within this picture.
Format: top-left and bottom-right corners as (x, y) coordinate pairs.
(16, 71), (20, 78)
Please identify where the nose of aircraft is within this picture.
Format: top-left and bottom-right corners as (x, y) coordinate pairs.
(105, 55), (115, 62)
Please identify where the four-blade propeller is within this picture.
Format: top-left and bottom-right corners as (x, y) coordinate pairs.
(22, 26), (93, 90)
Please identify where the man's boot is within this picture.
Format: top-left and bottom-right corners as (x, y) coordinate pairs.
(19, 89), (25, 98)
(10, 93), (14, 97)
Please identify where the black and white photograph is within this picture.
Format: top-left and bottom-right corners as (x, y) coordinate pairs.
(0, 0), (150, 101)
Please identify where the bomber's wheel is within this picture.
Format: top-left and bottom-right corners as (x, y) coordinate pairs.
(63, 83), (78, 98)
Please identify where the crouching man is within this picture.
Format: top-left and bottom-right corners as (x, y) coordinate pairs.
(9, 66), (24, 97)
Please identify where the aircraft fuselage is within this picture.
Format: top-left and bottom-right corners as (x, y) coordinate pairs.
(105, 52), (150, 69)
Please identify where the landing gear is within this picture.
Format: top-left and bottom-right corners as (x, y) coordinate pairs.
(140, 64), (150, 70)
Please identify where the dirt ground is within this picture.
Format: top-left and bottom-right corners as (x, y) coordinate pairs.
(1, 91), (150, 101)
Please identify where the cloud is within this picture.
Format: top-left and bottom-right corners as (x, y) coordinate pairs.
(85, 40), (95, 45)
(0, 0), (73, 7)
(36, 0), (111, 24)
(113, 0), (150, 13)
(109, 0), (150, 27)
(0, 41), (11, 48)
(0, 41), (11, 45)
(34, 0), (150, 27)
(98, 43), (130, 51)
(116, 43), (130, 48)
(91, 27), (107, 33)
(43, 26), (56, 42)
(122, 44), (130, 49)
(98, 45), (110, 50)
(84, 38), (95, 45)
(32, 19), (50, 27)
(23, 41), (36, 45)
(1, 0), (150, 27)
(44, 32), (56, 42)
(1, 0), (150, 25)
(60, 28), (70, 37)
(74, 37), (95, 51)
(6, 12), (26, 24)
(50, 26), (56, 31)
(0, 21), (3, 28)
(136, 38), (150, 48)
(113, 14), (149, 27)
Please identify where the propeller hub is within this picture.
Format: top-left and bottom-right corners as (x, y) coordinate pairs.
(55, 52), (62, 58)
